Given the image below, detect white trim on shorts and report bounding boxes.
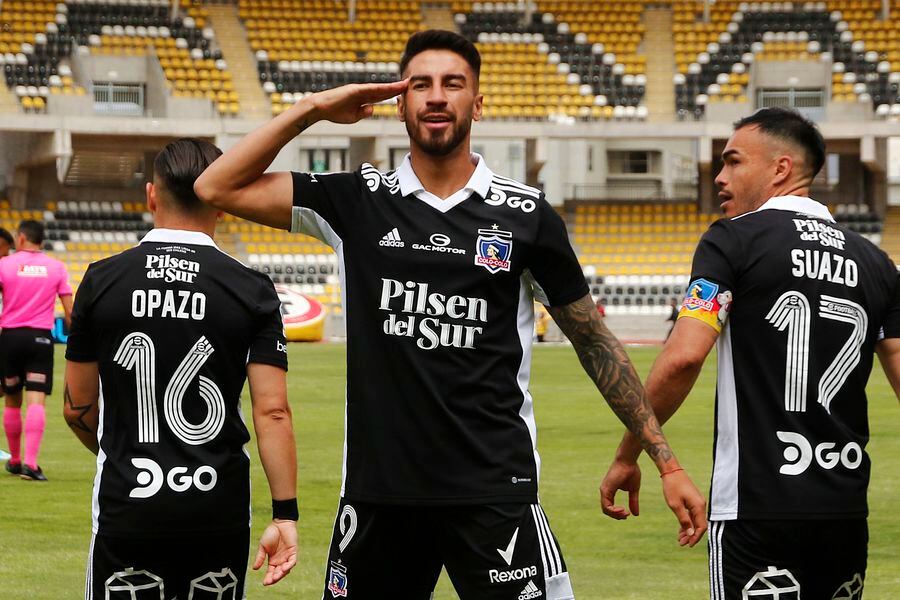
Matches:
[708,521,726,600]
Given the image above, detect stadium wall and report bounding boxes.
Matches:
[3,117,900,209]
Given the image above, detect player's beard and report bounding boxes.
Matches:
[406,110,472,157]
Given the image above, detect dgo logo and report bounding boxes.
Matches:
[129,457,218,498]
[776,431,863,475]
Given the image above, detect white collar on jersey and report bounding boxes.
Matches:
[140,228,220,248]
[752,195,835,222]
[396,152,494,213]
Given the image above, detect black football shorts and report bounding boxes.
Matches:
[0,328,54,394]
[321,500,575,600]
[708,519,867,600]
[85,530,249,600]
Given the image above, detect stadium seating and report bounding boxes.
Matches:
[250,0,648,120]
[455,1,647,120]
[832,202,884,244]
[244,0,415,117]
[570,201,717,312]
[673,1,900,120]
[0,1,86,111]
[0,0,236,116]
[571,201,717,276]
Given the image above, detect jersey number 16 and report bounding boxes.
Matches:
[113,332,226,445]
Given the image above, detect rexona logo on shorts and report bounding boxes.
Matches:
[489,565,538,584]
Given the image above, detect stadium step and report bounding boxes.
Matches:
[421,2,456,31]
[642,7,676,122]
[205,4,271,121]
[0,83,20,114]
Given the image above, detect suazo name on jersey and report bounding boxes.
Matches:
[380,278,487,350]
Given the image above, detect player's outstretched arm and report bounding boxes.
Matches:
[63,361,100,454]
[600,317,716,535]
[194,80,408,230]
[248,362,298,585]
[876,338,900,399]
[548,294,707,546]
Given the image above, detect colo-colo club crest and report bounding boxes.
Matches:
[475,227,513,273]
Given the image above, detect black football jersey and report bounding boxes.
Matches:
[290,155,588,504]
[677,196,900,520]
[66,229,287,537]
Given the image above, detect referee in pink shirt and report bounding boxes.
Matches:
[1,220,73,481]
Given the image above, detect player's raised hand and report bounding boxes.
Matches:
[305,80,409,124]
[253,519,298,586]
[600,458,642,519]
[660,469,707,547]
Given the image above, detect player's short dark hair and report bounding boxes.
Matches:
[734,107,826,179]
[17,220,44,245]
[400,29,481,81]
[0,227,13,247]
[153,138,222,212]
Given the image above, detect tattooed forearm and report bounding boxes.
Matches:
[548,295,674,463]
[64,384,93,433]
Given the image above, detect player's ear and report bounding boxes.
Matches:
[396,92,406,121]
[146,182,157,214]
[473,89,483,122]
[773,154,792,186]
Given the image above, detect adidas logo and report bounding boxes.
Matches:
[518,580,542,600]
[379,227,405,248]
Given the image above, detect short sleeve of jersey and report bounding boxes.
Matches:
[678,219,739,332]
[247,276,288,371]
[290,170,360,245]
[65,266,96,362]
[527,197,589,307]
[880,267,900,339]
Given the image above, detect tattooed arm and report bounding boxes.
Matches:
[613,316,718,463]
[549,294,708,546]
[194,80,408,230]
[548,294,675,468]
[63,361,100,454]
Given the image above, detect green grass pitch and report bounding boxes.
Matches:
[0,343,897,598]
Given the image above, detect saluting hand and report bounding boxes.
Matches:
[302,79,409,125]
[253,519,298,586]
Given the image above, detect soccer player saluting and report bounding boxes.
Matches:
[1,220,73,481]
[196,30,706,599]
[64,139,298,598]
[601,107,900,599]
